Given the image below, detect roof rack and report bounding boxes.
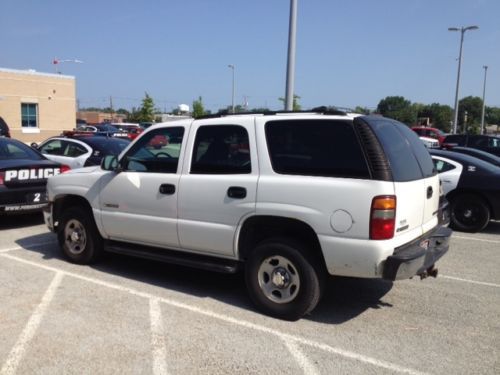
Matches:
[196,106,347,120]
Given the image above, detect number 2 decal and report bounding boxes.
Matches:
[33,193,41,202]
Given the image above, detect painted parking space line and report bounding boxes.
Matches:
[150,298,169,375]
[0,241,57,254]
[1,272,63,375]
[441,275,500,288]
[282,339,319,375]
[452,235,500,244]
[0,253,428,375]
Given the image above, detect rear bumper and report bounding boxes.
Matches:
[383,226,452,281]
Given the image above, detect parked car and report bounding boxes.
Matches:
[33,135,129,169]
[412,127,447,146]
[0,137,69,214]
[44,112,451,320]
[419,136,440,149]
[0,116,11,138]
[442,134,500,157]
[430,149,500,232]
[449,147,500,167]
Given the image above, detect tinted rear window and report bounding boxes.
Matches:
[84,138,129,155]
[265,119,370,179]
[368,119,435,181]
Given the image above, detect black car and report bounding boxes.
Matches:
[34,135,129,169]
[442,134,500,157]
[0,116,11,138]
[450,146,500,167]
[0,138,69,214]
[430,149,500,232]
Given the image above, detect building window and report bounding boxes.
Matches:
[21,103,38,128]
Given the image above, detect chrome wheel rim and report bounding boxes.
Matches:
[64,219,87,255]
[257,255,300,304]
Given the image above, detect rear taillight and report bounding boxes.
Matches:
[60,165,71,173]
[0,172,4,186]
[370,195,396,240]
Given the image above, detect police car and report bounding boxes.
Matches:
[430,149,500,232]
[0,138,69,214]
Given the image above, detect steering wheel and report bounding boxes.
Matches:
[156,152,172,158]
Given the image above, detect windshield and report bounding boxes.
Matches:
[0,138,44,160]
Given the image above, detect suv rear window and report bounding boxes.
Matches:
[265,119,370,179]
[366,118,435,181]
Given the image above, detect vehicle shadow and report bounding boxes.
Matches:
[0,213,44,230]
[16,233,393,324]
[480,221,500,235]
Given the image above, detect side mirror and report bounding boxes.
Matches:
[30,142,39,149]
[101,155,120,171]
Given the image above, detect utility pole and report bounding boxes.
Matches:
[285,0,298,111]
[480,65,488,134]
[109,96,114,122]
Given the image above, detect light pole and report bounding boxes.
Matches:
[228,64,235,113]
[448,25,478,134]
[285,0,298,111]
[480,65,488,134]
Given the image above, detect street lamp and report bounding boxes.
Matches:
[480,65,488,134]
[228,64,235,113]
[448,25,479,134]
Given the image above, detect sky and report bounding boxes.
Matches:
[1,0,498,113]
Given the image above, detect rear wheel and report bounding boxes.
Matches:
[58,206,103,264]
[245,238,324,321]
[450,194,490,233]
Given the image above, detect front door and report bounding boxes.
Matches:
[99,126,187,248]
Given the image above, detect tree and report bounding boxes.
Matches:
[376,96,416,125]
[458,96,483,134]
[278,95,301,111]
[485,106,500,126]
[139,92,155,123]
[192,96,206,118]
[353,106,371,115]
[416,103,453,132]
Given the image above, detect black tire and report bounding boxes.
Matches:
[450,194,490,233]
[57,206,103,264]
[245,238,324,321]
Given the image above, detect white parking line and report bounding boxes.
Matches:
[282,339,319,375]
[0,253,427,375]
[1,272,63,375]
[441,275,500,288]
[452,235,500,244]
[0,241,57,253]
[150,298,169,375]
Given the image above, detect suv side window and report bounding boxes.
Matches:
[191,125,251,174]
[121,127,184,173]
[265,119,370,179]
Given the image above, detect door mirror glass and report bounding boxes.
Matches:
[101,155,119,171]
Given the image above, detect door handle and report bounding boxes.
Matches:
[426,186,433,199]
[227,186,247,199]
[159,184,176,195]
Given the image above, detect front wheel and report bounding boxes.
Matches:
[245,239,324,321]
[58,206,103,264]
[450,194,490,233]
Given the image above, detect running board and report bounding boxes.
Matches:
[104,241,240,274]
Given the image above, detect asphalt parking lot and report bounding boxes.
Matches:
[0,214,499,375]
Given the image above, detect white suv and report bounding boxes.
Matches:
[44,111,451,320]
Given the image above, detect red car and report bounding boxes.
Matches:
[411,127,447,146]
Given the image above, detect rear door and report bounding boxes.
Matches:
[359,117,439,240]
